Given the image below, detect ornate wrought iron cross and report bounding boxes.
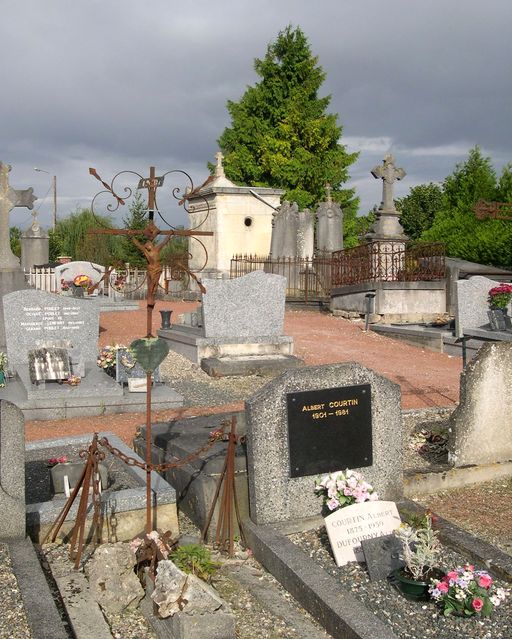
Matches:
[88,165,213,533]
[88,165,212,335]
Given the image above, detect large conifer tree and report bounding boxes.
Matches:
[217,26,358,218]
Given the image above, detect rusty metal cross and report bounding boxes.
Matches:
[88,165,213,535]
[88,165,212,336]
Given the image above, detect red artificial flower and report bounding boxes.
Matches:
[472,598,484,612]
[479,574,493,589]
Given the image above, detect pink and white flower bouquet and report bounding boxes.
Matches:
[314,469,379,512]
[429,564,508,617]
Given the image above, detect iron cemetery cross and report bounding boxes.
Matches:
[371,154,406,213]
[89,166,213,336]
[89,166,213,533]
[0,161,37,268]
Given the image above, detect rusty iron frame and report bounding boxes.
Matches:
[474,199,512,221]
[47,420,230,567]
[230,254,334,303]
[331,241,446,287]
[201,416,246,557]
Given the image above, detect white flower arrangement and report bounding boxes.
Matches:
[314,469,379,512]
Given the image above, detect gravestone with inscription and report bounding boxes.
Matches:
[246,362,403,525]
[54,260,105,293]
[1,289,118,400]
[324,501,401,567]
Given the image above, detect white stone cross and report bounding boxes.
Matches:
[0,161,37,268]
[214,151,225,178]
[371,154,406,212]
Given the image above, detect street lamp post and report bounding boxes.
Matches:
[34,167,57,230]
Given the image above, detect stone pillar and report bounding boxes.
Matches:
[280,202,300,258]
[21,213,49,269]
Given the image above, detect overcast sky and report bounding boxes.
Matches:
[2,0,511,230]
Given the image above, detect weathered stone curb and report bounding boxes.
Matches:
[7,537,70,639]
[243,518,398,639]
[399,499,512,583]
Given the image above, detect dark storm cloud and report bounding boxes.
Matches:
[1,0,511,226]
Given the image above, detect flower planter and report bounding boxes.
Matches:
[0,370,5,388]
[50,461,108,496]
[390,568,443,602]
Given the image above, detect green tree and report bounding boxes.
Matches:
[216,25,359,231]
[9,226,21,258]
[119,193,148,266]
[49,208,121,264]
[496,163,512,201]
[395,183,444,240]
[442,146,497,209]
[422,147,512,267]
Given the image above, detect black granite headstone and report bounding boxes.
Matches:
[287,384,372,478]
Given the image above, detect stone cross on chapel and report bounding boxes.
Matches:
[0,161,37,268]
[214,151,225,178]
[371,154,406,213]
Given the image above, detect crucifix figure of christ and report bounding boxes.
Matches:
[0,161,37,268]
[371,154,406,213]
[89,166,213,337]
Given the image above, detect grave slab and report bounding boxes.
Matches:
[4,288,100,367]
[324,501,401,566]
[361,534,404,582]
[448,341,512,466]
[202,270,286,338]
[54,260,105,292]
[455,274,512,338]
[159,271,302,375]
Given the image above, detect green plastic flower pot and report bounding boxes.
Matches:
[390,568,442,602]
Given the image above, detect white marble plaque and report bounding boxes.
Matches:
[324,500,401,566]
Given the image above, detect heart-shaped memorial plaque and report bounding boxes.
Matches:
[129,337,169,372]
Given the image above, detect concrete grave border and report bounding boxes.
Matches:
[243,498,512,639]
[26,432,177,543]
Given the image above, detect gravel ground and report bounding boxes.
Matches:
[38,512,331,639]
[159,349,275,407]
[0,544,31,639]
[290,527,512,639]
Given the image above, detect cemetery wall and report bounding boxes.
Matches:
[331,281,446,320]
